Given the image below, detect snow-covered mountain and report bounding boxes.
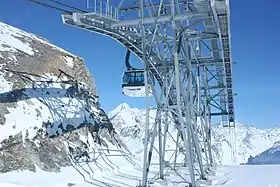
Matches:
[247,140,280,165]
[0,21,126,173]
[212,123,280,165]
[109,103,280,165]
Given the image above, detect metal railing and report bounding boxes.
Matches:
[87,0,118,20]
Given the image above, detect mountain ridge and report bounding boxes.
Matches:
[109,102,280,165]
[247,140,280,164]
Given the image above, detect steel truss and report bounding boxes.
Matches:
[62,0,236,186]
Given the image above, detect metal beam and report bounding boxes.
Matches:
[110,13,210,28]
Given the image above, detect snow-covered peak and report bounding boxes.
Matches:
[108,103,132,117]
[108,102,144,123]
[118,102,130,109]
[108,103,159,133]
[108,103,142,132]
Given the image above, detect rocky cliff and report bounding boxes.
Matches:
[0,21,126,173]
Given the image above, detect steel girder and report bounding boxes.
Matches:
[62,0,236,186]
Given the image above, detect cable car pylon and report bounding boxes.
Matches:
[61,0,236,186]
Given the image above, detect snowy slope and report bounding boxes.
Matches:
[211,165,280,187]
[0,21,125,174]
[109,103,280,165]
[247,140,280,165]
[0,21,97,141]
[212,123,280,165]
[1,162,280,187]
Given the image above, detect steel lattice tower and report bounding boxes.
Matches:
[61,0,236,186]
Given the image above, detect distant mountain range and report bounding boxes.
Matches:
[109,103,280,165]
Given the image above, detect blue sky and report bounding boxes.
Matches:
[0,0,279,128]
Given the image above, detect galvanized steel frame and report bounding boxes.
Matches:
[61,0,236,186]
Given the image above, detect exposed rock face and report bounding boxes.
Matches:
[0,21,95,126]
[0,131,70,173]
[0,21,125,173]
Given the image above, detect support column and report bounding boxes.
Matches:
[140,0,151,185]
[171,0,196,185]
[158,110,164,179]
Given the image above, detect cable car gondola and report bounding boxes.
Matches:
[121,50,154,97]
